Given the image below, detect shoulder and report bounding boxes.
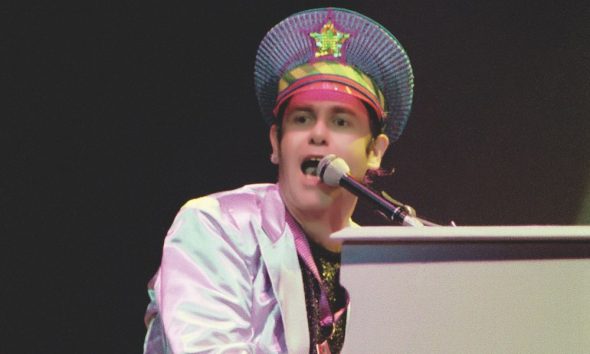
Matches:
[181,184,277,225]
[163,184,281,270]
[183,183,277,209]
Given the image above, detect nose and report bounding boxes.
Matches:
[309,119,328,146]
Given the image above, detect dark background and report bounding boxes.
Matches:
[4,1,589,353]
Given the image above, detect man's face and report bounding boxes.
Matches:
[269,90,389,215]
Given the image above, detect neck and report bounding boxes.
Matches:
[287,195,357,253]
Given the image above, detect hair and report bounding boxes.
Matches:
[362,102,392,183]
[364,102,385,139]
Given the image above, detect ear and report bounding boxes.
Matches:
[269,124,280,165]
[367,133,389,169]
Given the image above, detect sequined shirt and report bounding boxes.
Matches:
[298,239,348,353]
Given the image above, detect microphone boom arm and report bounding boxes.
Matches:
[318,154,425,227]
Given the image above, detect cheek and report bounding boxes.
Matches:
[347,136,372,157]
[276,134,300,165]
[343,136,373,174]
[279,130,305,151]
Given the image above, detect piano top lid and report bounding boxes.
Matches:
[331,225,590,242]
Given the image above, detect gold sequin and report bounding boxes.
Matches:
[299,239,347,353]
[310,21,350,58]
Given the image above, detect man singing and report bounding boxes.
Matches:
[144,7,414,353]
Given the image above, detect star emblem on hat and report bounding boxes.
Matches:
[310,20,350,58]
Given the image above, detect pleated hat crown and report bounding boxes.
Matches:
[254,7,414,142]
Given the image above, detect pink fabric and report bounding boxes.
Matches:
[273,77,385,120]
[143,184,309,354]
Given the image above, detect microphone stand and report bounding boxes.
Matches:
[339,176,425,226]
[380,191,443,226]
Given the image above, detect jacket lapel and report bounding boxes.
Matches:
[256,186,309,353]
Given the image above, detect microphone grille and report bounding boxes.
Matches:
[318,155,350,186]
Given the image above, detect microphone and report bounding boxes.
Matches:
[317,155,424,227]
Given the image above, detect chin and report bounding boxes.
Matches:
[295,187,339,211]
[279,165,343,214]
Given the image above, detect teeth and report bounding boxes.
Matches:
[304,166,317,176]
[301,158,321,176]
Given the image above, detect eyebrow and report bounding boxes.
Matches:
[331,106,358,115]
[286,106,313,113]
[286,104,359,117]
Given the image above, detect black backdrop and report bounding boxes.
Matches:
[4,1,589,353]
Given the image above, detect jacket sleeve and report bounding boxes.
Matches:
[156,199,259,353]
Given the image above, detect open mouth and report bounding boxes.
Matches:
[300,157,321,176]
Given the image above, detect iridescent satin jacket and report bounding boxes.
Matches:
[144,184,313,353]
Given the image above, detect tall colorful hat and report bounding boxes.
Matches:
[254,7,414,142]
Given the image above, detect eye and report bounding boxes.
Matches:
[333,116,351,127]
[294,115,309,124]
[287,112,313,126]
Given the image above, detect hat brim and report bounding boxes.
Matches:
[254,7,414,142]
